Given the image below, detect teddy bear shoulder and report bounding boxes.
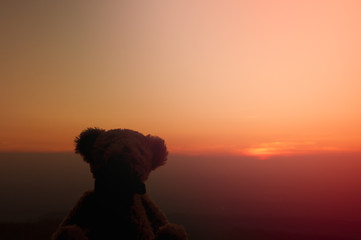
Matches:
[60,190,96,227]
[138,194,168,229]
[62,191,168,228]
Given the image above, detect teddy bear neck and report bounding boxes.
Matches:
[94,178,145,206]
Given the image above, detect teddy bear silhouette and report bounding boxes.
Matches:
[52,128,188,240]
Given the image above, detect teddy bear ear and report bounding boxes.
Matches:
[74,127,105,163]
[146,135,168,170]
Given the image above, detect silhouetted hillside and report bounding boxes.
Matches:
[1,152,361,239]
[0,218,60,240]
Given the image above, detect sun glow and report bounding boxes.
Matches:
[242,141,343,159]
[245,147,279,160]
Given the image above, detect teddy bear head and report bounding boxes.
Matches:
[74,128,168,195]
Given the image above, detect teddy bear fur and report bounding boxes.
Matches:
[52,128,187,240]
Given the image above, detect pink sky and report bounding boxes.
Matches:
[1,1,361,158]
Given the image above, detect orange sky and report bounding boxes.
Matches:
[1,1,361,158]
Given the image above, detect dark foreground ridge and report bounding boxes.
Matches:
[2,152,361,239]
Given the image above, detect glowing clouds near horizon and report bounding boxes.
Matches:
[242,141,343,159]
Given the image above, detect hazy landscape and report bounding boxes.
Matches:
[1,152,361,239]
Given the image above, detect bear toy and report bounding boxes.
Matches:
[52,128,188,240]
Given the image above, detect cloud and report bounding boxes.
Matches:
[168,141,343,158]
[241,141,339,159]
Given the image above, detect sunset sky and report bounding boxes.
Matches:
[2,0,361,158]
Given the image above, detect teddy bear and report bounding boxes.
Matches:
[52,127,188,240]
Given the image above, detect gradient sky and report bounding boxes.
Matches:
[2,1,361,157]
